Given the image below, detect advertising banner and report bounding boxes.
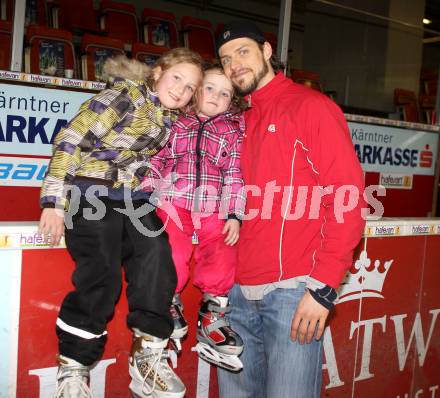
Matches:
[349,122,438,176]
[0,83,93,156]
[326,237,440,397]
[0,221,439,397]
[379,173,413,190]
[0,156,49,187]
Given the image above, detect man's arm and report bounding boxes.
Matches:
[291,95,365,343]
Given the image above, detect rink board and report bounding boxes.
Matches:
[1,220,440,397]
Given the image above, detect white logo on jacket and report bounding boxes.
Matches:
[267,124,276,133]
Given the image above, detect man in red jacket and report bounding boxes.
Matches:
[216,21,366,397]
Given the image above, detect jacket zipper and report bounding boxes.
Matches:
[194,114,219,211]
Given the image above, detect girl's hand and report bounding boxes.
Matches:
[222,219,240,246]
[38,208,65,246]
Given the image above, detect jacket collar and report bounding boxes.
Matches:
[247,72,287,106]
[184,110,239,125]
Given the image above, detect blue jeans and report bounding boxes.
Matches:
[218,283,323,398]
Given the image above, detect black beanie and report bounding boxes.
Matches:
[216,21,266,54]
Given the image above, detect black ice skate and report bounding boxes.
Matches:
[193,294,243,372]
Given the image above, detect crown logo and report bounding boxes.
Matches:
[336,250,393,304]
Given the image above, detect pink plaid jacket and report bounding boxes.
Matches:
[147,111,246,218]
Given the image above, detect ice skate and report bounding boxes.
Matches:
[169,294,188,352]
[194,294,244,372]
[54,354,92,398]
[129,330,186,398]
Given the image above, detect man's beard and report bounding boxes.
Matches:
[232,59,269,96]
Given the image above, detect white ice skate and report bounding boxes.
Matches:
[129,330,186,398]
[193,294,244,372]
[54,354,93,398]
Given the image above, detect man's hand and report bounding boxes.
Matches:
[222,219,240,245]
[38,208,65,246]
[290,289,330,344]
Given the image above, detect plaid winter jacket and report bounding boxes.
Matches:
[147,111,246,218]
[40,77,178,208]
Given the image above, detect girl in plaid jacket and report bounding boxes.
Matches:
[148,66,246,371]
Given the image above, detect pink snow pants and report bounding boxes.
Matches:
[156,207,237,296]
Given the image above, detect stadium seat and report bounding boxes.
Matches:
[4,0,46,25]
[24,0,46,26]
[3,0,14,21]
[81,33,125,81]
[419,94,436,124]
[131,42,167,67]
[292,69,322,92]
[418,69,437,124]
[181,16,215,61]
[420,69,438,96]
[24,24,75,77]
[0,20,12,70]
[394,88,420,123]
[50,0,99,33]
[141,7,178,49]
[99,0,139,46]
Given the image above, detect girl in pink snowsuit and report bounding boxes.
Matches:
[148,66,246,370]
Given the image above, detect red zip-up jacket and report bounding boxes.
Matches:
[237,73,365,289]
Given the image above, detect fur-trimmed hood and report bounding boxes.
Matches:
[103,55,151,82]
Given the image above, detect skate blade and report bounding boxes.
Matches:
[192,342,243,372]
[170,326,188,340]
[170,338,182,353]
[130,379,186,398]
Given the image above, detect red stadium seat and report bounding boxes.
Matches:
[0,20,12,70]
[4,0,14,21]
[5,0,45,25]
[81,33,125,81]
[419,94,436,124]
[99,0,139,45]
[131,42,167,66]
[141,8,178,49]
[25,25,75,77]
[394,88,420,123]
[420,69,438,96]
[50,0,99,33]
[25,0,46,26]
[181,16,215,61]
[292,69,322,92]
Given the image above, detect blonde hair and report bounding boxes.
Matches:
[146,47,204,88]
[103,48,204,88]
[193,66,247,114]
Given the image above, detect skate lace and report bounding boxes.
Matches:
[140,348,174,394]
[54,373,93,398]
